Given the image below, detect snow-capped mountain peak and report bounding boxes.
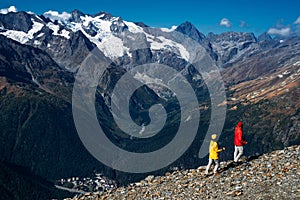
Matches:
[0,7,278,68]
[0,8,195,61]
[0,7,199,62]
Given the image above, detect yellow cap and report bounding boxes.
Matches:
[211,134,217,140]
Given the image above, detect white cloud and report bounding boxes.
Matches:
[294,16,300,24]
[220,18,232,28]
[267,27,291,36]
[43,10,72,23]
[0,6,17,14]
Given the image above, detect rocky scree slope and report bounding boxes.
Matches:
[70,145,300,200]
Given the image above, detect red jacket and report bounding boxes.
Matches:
[234,122,247,146]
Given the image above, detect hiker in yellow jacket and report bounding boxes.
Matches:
[205,134,225,174]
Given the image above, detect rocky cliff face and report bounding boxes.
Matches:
[207,32,258,66]
[0,11,33,32]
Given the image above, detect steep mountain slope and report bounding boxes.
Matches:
[0,35,73,98]
[0,36,118,199]
[72,145,300,199]
[222,37,300,85]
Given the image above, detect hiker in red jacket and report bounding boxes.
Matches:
[234,121,247,162]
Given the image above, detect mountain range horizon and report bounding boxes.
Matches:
[1,5,300,37]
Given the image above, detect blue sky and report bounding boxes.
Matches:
[1,0,300,36]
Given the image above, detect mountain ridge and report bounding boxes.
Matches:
[0,9,278,69]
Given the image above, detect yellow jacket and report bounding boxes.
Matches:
[209,140,222,160]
